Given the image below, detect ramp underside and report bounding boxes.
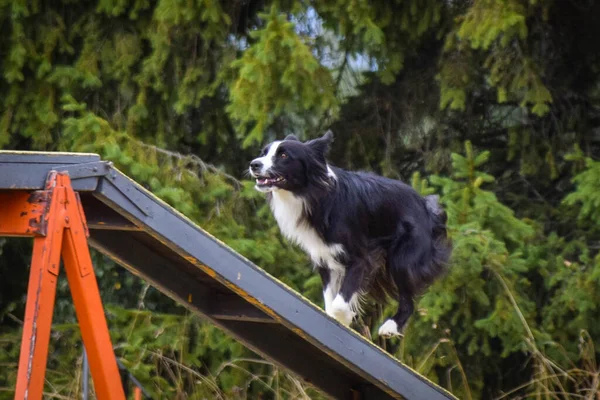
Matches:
[0,151,455,400]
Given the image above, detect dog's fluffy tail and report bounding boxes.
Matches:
[368,195,451,302]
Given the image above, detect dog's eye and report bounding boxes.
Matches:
[279,152,288,159]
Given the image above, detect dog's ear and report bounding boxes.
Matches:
[307,130,334,156]
[284,134,299,141]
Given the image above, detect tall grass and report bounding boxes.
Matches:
[1,269,598,399]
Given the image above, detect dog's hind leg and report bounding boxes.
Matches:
[378,287,414,337]
[378,260,415,337]
[378,235,423,337]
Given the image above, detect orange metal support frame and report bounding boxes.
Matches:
[0,171,125,400]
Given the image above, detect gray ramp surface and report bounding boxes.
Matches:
[0,151,456,400]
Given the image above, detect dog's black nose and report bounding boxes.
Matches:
[250,160,263,172]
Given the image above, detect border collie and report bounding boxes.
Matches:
[249,131,451,337]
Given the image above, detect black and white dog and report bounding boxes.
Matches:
[249,131,451,336]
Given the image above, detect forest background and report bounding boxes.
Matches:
[1,1,600,399]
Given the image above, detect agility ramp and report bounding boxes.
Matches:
[0,151,455,400]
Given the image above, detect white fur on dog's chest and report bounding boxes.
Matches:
[270,190,344,271]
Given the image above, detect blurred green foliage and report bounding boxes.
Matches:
[1,0,600,399]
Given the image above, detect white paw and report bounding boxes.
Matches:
[378,319,402,338]
[323,287,335,315]
[329,295,355,326]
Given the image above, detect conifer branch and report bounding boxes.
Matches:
[135,141,242,190]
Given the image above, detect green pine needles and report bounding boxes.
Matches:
[1,0,600,399]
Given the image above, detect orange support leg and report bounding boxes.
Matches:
[14,236,62,400]
[13,171,125,400]
[60,175,125,399]
[14,175,66,400]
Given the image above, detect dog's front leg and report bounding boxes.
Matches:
[318,267,343,315]
[329,258,366,326]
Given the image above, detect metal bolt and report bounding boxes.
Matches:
[93,167,98,172]
[65,217,69,223]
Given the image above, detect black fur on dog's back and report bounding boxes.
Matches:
[303,168,451,306]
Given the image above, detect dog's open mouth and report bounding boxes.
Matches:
[256,176,285,187]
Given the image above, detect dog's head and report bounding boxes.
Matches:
[249,131,334,193]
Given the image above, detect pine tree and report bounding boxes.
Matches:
[2,1,600,398]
